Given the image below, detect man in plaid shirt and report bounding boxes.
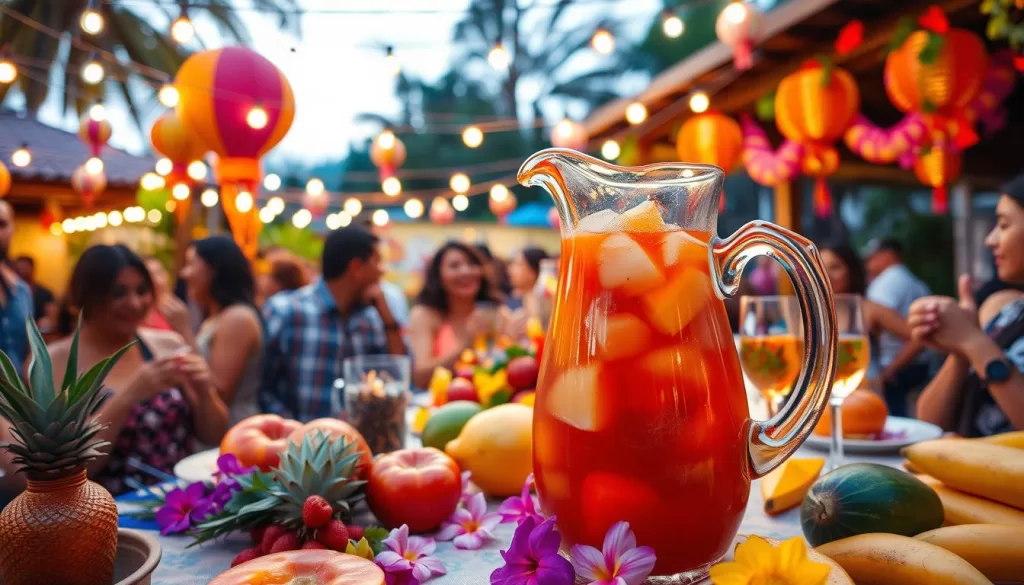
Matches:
[260,227,406,421]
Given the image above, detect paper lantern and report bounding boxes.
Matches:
[0,161,9,198]
[429,196,454,224]
[370,133,407,179]
[39,201,62,232]
[71,165,107,208]
[885,29,987,117]
[914,145,961,215]
[740,114,804,188]
[175,47,295,259]
[78,113,111,157]
[715,1,763,71]
[490,192,517,221]
[550,120,589,151]
[548,206,560,230]
[150,110,209,224]
[775,61,860,216]
[677,111,743,211]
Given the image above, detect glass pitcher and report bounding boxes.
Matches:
[519,149,837,583]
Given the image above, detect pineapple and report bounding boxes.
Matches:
[0,318,133,585]
[193,430,367,545]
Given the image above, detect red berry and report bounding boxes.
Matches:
[260,525,287,553]
[269,532,301,553]
[317,519,350,551]
[302,495,334,529]
[347,526,365,541]
[301,540,326,550]
[250,525,267,545]
[231,547,262,567]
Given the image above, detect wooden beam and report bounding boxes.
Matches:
[774,181,800,295]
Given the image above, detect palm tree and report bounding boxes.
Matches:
[0,0,300,132]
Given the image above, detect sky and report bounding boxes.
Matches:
[25,0,663,165]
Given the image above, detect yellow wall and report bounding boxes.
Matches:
[10,213,70,295]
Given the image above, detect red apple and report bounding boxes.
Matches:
[454,365,476,380]
[445,377,479,403]
[506,356,539,391]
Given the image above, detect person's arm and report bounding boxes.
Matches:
[914,354,970,431]
[408,306,466,388]
[961,334,1024,431]
[174,353,230,444]
[159,295,199,351]
[206,307,262,408]
[371,296,406,356]
[868,301,926,382]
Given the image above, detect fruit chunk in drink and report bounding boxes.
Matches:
[533,206,751,576]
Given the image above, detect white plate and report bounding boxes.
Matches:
[173,448,220,483]
[802,416,943,454]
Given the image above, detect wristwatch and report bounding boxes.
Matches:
[983,358,1013,383]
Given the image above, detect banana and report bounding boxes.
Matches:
[915,524,1024,582]
[902,439,1024,510]
[815,533,992,585]
[977,430,1024,449]
[916,475,1024,527]
[902,459,921,474]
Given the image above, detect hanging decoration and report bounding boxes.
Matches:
[843,114,928,168]
[676,111,743,211]
[370,131,407,180]
[429,196,455,224]
[914,144,961,214]
[70,164,106,208]
[78,111,111,157]
[489,192,517,222]
[550,119,589,151]
[0,161,10,198]
[774,58,860,217]
[175,47,295,259]
[964,50,1018,137]
[715,1,764,71]
[39,201,62,232]
[150,109,208,225]
[739,114,804,188]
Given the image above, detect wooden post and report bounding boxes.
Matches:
[773,181,800,295]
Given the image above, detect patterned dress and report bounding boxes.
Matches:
[94,338,195,494]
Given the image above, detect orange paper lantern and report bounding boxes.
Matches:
[370,134,407,179]
[677,111,743,212]
[913,146,961,215]
[0,161,10,198]
[71,165,107,208]
[885,29,987,117]
[150,110,208,224]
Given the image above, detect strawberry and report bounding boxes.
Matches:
[231,547,262,567]
[269,532,301,553]
[302,495,333,529]
[317,519,350,551]
[301,540,326,550]
[250,525,267,545]
[260,525,287,554]
[347,525,365,541]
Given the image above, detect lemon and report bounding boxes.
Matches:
[445,403,533,497]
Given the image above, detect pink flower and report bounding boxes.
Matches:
[374,553,420,585]
[435,492,501,550]
[490,515,574,585]
[570,522,657,585]
[460,470,474,506]
[498,473,542,525]
[376,524,447,582]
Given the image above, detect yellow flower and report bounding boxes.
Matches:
[428,367,452,406]
[474,369,508,404]
[345,537,375,561]
[710,536,832,585]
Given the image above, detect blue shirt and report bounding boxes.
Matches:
[866,263,931,368]
[0,275,34,375]
[260,280,389,422]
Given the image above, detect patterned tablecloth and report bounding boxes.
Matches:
[116,447,902,585]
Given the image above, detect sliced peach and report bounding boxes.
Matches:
[577,209,622,234]
[596,313,651,361]
[619,200,666,233]
[598,234,666,296]
[642,268,713,335]
[663,230,710,272]
[546,365,610,431]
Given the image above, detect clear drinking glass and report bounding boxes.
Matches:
[341,354,411,455]
[737,296,804,417]
[828,294,871,469]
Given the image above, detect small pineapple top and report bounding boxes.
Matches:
[0,318,133,479]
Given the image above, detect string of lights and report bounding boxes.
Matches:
[107,0,649,16]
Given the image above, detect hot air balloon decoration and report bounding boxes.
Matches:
[71,165,107,208]
[677,111,743,211]
[175,47,295,259]
[79,112,111,158]
[370,131,406,180]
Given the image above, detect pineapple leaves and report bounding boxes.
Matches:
[62,315,83,393]
[69,342,134,406]
[26,318,55,409]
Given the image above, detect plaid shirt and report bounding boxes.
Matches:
[260,279,388,422]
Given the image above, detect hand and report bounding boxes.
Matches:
[466,308,497,340]
[908,274,985,356]
[172,353,215,405]
[159,295,192,336]
[125,357,182,402]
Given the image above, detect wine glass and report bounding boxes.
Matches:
[738,296,804,417]
[828,294,871,469]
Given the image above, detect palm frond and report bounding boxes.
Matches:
[200,0,253,45]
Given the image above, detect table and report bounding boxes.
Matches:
[117,447,902,584]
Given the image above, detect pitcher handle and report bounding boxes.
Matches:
[711,221,837,479]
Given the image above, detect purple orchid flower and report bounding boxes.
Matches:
[570,522,656,585]
[207,479,237,510]
[214,453,256,479]
[375,554,420,585]
[436,492,501,550]
[498,473,542,525]
[459,470,474,506]
[490,515,575,585]
[155,482,213,535]
[376,524,446,582]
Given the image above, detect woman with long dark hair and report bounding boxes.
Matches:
[180,236,264,424]
[0,244,227,496]
[408,241,503,387]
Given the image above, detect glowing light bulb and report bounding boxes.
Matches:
[325,213,341,230]
[62,218,76,233]
[432,196,450,212]
[165,200,177,212]
[385,46,401,76]
[200,189,219,207]
[336,210,353,227]
[382,176,402,197]
[155,157,173,176]
[625,102,648,125]
[260,207,276,224]
[267,196,285,215]
[235,191,254,212]
[404,198,424,218]
[10,145,30,167]
[372,209,389,227]
[591,28,614,55]
[601,139,620,160]
[462,126,484,148]
[148,209,163,223]
[0,59,17,84]
[488,44,510,70]
[140,172,165,190]
[292,209,312,229]
[108,210,123,226]
[89,103,106,121]
[247,106,268,130]
[555,119,575,139]
[171,16,195,44]
[490,184,509,202]
[663,14,684,38]
[85,157,104,175]
[81,59,104,85]
[73,217,87,232]
[158,84,179,107]
[449,172,470,194]
[377,130,396,150]
[452,194,469,211]
[723,1,748,24]
[681,169,696,178]
[344,197,362,216]
[689,91,710,113]
[263,173,282,191]
[187,160,207,181]
[172,183,191,200]
[94,212,108,229]
[80,9,104,35]
[305,177,325,196]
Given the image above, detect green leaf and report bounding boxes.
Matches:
[236,496,281,516]
[504,346,530,359]
[987,12,1010,40]
[815,55,834,88]
[980,0,996,13]
[486,389,511,408]
[918,31,945,65]
[364,526,389,544]
[756,91,776,121]
[921,99,938,114]
[887,16,916,53]
[26,319,55,409]
[62,315,82,392]
[70,342,134,405]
